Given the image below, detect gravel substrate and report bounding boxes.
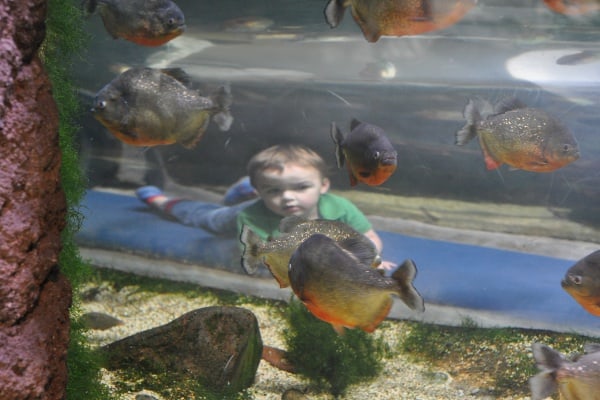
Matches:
[81,280,535,400]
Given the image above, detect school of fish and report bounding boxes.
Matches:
[82,1,599,397]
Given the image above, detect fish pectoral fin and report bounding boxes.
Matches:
[332,324,346,335]
[479,139,502,170]
[348,6,382,42]
[484,154,502,170]
[324,0,346,28]
[180,131,206,149]
[358,22,382,43]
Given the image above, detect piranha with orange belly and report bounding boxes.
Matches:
[288,233,424,334]
[91,67,233,148]
[562,250,600,317]
[455,97,579,172]
[324,0,478,42]
[82,0,186,46]
[331,119,397,187]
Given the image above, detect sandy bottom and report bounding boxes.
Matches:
[82,279,536,400]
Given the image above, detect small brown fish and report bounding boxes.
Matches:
[324,0,477,43]
[289,234,424,334]
[91,67,232,148]
[530,342,600,400]
[82,0,185,46]
[455,97,579,172]
[331,119,397,187]
[543,0,600,16]
[562,250,600,316]
[240,216,380,288]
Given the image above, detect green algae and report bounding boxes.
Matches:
[41,0,114,398]
[400,319,599,397]
[282,299,386,397]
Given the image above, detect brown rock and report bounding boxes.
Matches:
[102,306,263,393]
[0,1,71,398]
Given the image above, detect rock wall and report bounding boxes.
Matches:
[0,0,71,398]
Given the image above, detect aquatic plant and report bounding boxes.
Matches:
[41,0,114,398]
[282,299,386,396]
[400,320,597,397]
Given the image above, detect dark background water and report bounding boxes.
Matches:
[73,0,600,229]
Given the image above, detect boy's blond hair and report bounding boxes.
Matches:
[247,144,329,187]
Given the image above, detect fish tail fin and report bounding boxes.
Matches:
[239,225,264,275]
[211,85,233,131]
[81,0,98,15]
[330,122,345,168]
[324,0,346,28]
[455,98,483,146]
[391,259,425,312]
[529,343,562,400]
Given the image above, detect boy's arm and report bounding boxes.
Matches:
[363,228,383,254]
[364,228,396,272]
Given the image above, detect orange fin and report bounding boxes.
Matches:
[484,152,502,170]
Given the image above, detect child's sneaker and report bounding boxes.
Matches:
[136,186,168,209]
[223,176,257,205]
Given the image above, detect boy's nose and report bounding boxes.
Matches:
[281,189,294,200]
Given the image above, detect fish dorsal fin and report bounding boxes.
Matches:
[337,237,377,266]
[160,68,193,88]
[494,97,527,115]
[279,215,308,233]
[350,118,362,130]
[330,122,346,168]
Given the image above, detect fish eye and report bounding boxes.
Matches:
[563,144,571,152]
[96,100,107,110]
[570,274,583,285]
[373,151,381,160]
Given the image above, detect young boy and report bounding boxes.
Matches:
[137,144,388,266]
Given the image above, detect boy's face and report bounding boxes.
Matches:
[253,163,330,220]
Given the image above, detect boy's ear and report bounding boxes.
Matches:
[320,177,331,194]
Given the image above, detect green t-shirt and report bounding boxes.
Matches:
[236,192,372,241]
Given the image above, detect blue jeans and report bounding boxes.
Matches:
[167,199,258,236]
